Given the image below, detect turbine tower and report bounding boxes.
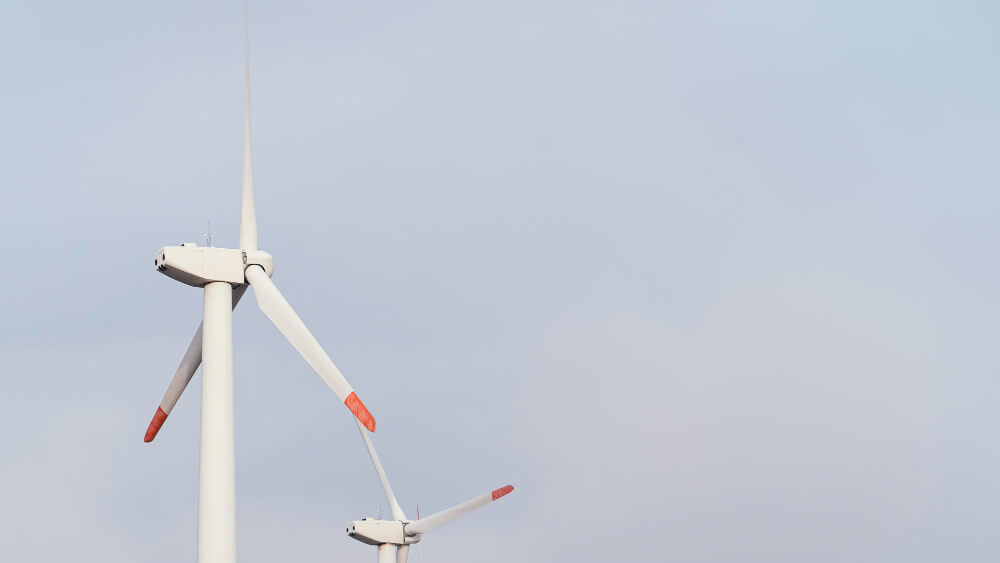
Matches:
[347,420,514,563]
[145,3,376,562]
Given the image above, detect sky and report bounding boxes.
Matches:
[1,1,999,561]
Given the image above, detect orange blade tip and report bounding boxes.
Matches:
[345,392,376,432]
[144,407,168,443]
[492,485,514,501]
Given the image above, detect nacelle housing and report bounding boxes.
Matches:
[346,518,419,546]
[154,243,273,287]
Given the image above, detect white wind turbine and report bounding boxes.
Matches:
[347,420,515,563]
[145,3,376,562]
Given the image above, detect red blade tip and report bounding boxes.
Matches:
[492,485,514,501]
[345,392,376,432]
[144,407,168,443]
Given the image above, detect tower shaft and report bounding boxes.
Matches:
[199,281,236,563]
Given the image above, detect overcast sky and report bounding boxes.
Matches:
[2,1,999,562]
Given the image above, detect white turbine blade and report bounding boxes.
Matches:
[245,265,375,430]
[145,285,248,442]
[238,0,258,251]
[403,485,514,536]
[396,544,410,563]
[355,419,406,521]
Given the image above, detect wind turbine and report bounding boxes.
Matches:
[145,3,375,562]
[347,420,514,563]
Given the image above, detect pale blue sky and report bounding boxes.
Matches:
[1,1,999,562]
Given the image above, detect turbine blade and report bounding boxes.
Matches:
[403,485,513,536]
[245,265,375,431]
[238,0,258,251]
[356,419,406,521]
[396,544,410,563]
[145,285,248,442]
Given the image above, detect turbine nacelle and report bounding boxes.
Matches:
[346,518,421,546]
[154,243,274,287]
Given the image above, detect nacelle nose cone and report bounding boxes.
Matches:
[243,249,274,277]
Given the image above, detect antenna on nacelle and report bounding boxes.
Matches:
[205,221,214,247]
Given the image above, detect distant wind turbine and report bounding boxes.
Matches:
[348,420,514,563]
